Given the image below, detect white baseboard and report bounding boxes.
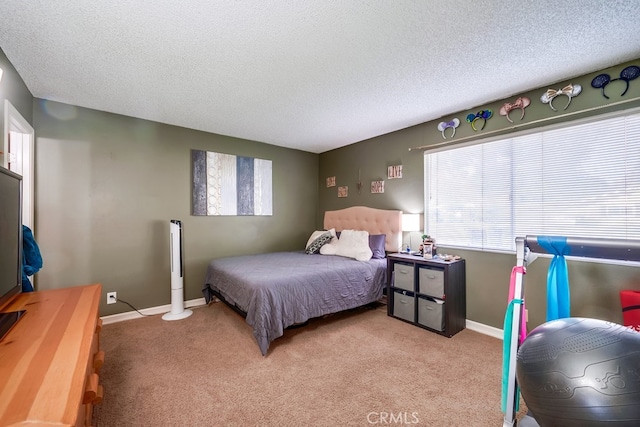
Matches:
[465,319,504,340]
[102,300,506,342]
[101,297,207,325]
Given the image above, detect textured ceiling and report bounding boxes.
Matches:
[1,1,640,153]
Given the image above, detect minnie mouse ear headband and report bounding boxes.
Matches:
[437,118,460,139]
[591,65,640,99]
[540,84,582,111]
[499,97,531,123]
[466,110,492,131]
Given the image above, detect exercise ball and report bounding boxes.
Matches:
[516,317,640,427]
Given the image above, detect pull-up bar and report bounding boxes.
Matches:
[502,235,640,427]
[524,235,640,263]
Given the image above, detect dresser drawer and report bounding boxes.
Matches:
[418,295,444,331]
[0,284,103,427]
[418,266,445,298]
[392,289,415,322]
[393,263,414,291]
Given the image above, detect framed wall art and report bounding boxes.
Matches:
[388,165,402,179]
[192,149,272,216]
[371,180,385,194]
[326,176,336,187]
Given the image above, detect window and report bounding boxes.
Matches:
[425,110,640,252]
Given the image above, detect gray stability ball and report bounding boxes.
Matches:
[516,317,640,427]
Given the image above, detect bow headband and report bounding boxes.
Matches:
[437,118,460,139]
[499,97,531,123]
[591,65,640,99]
[466,109,492,131]
[540,84,582,111]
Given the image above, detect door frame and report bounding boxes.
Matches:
[3,99,35,231]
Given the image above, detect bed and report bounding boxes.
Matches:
[202,206,402,355]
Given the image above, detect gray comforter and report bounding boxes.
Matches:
[202,251,387,355]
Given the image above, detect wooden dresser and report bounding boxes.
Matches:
[0,284,104,427]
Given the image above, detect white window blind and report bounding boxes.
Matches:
[425,111,640,252]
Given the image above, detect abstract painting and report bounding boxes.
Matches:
[192,150,273,216]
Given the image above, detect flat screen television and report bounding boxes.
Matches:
[0,166,24,341]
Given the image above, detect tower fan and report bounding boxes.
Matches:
[162,220,193,321]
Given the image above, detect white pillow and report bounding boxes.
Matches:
[319,229,372,261]
[305,228,336,250]
[318,237,338,255]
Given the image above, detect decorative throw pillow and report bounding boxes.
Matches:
[305,228,336,250]
[305,231,333,254]
[318,235,338,255]
[320,229,372,261]
[369,234,386,259]
[334,231,385,259]
[305,230,325,249]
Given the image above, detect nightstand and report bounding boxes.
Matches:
[386,253,466,337]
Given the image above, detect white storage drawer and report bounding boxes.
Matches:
[418,296,444,331]
[418,267,445,298]
[392,289,415,322]
[393,263,414,291]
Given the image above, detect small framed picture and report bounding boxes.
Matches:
[326,176,336,187]
[388,165,403,179]
[371,180,385,194]
[338,186,348,198]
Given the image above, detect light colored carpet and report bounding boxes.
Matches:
[93,301,524,426]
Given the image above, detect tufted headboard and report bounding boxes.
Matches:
[323,206,402,253]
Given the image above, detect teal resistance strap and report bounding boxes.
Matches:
[501,298,523,413]
[537,236,571,321]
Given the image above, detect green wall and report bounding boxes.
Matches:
[5,44,640,329]
[32,100,319,315]
[319,58,640,331]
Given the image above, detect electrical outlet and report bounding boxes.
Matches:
[107,292,117,305]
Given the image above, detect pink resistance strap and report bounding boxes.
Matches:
[509,266,527,343]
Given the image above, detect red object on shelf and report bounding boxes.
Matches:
[620,290,640,332]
